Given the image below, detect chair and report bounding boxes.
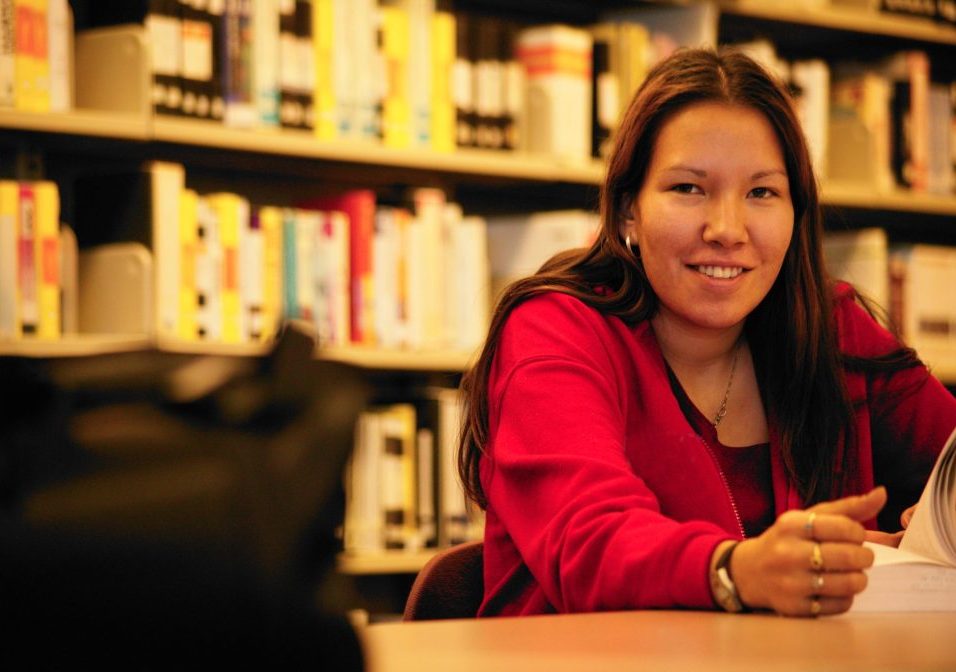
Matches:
[403,541,484,620]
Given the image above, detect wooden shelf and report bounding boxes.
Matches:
[337,549,437,575]
[151,116,605,184]
[822,182,956,216]
[719,0,956,45]
[319,346,476,372]
[0,334,152,358]
[0,108,148,140]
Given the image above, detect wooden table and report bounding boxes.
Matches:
[361,610,956,671]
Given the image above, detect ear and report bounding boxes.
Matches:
[619,198,638,242]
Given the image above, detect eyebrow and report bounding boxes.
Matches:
[663,165,787,180]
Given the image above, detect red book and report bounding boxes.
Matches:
[300,189,376,345]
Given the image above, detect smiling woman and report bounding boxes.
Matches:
[456,48,956,619]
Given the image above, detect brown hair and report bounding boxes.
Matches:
[458,47,915,510]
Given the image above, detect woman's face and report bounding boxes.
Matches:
[624,101,794,336]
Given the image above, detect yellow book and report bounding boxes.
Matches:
[177,188,199,341]
[381,4,411,148]
[0,180,19,337]
[33,180,58,339]
[205,192,244,343]
[258,205,283,343]
[312,0,336,139]
[430,11,456,152]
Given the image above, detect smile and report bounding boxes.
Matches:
[693,265,744,279]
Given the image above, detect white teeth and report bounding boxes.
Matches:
[696,265,743,279]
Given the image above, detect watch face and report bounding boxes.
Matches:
[712,562,744,613]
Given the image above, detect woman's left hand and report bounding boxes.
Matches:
[864,503,917,548]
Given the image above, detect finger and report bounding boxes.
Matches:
[794,512,866,543]
[809,486,887,523]
[864,529,903,547]
[901,505,916,529]
[777,595,853,618]
[804,571,868,598]
[804,541,875,572]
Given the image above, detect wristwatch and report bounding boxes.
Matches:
[710,541,746,613]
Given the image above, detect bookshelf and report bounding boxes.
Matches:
[1,0,954,618]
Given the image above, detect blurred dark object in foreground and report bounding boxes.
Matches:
[0,323,368,668]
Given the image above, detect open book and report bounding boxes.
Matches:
[852,426,956,612]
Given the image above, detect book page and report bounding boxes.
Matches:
[853,543,956,612]
[898,426,956,566]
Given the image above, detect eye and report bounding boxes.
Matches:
[748,186,777,199]
[671,183,702,195]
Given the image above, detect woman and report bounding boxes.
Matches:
[458,48,956,618]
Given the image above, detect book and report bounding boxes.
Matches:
[823,227,890,314]
[0,0,14,107]
[33,179,59,339]
[0,180,18,337]
[852,426,956,612]
[180,0,214,120]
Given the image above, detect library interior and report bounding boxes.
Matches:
[1,0,955,669]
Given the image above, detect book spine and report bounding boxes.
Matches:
[452,10,474,148]
[146,0,182,116]
[252,0,279,127]
[258,205,283,341]
[208,0,226,122]
[311,0,335,138]
[222,0,256,127]
[294,207,317,322]
[0,180,18,337]
[178,188,199,341]
[380,3,411,148]
[149,161,185,340]
[295,0,314,130]
[240,197,262,341]
[16,181,37,335]
[180,0,214,120]
[0,0,14,107]
[206,192,244,343]
[46,0,69,112]
[430,10,455,152]
[194,195,223,341]
[33,179,58,339]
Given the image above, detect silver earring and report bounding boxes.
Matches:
[625,235,635,255]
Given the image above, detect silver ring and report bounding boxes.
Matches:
[805,512,817,540]
[812,572,824,592]
[810,542,824,571]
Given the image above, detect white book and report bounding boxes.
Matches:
[350,0,378,139]
[487,209,599,292]
[822,228,889,314]
[516,24,593,162]
[253,0,280,126]
[372,207,402,349]
[791,59,830,180]
[852,427,956,612]
[0,0,13,107]
[344,411,384,553]
[149,162,186,341]
[405,0,434,147]
[411,188,445,349]
[295,208,319,324]
[890,244,956,373]
[47,0,71,112]
[453,214,490,353]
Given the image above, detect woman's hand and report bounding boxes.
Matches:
[728,486,887,617]
[864,503,917,548]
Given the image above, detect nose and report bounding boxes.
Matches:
[702,195,748,247]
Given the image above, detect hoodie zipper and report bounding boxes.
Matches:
[698,435,746,539]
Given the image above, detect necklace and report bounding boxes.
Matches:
[712,341,741,429]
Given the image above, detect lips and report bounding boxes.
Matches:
[692,264,746,279]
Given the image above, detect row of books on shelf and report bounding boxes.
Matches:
[342,386,483,555]
[741,41,955,195]
[1,158,603,353]
[823,228,956,373]
[870,0,956,24]
[65,2,956,193]
[0,0,71,113]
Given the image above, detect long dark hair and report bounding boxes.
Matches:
[459,47,916,511]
